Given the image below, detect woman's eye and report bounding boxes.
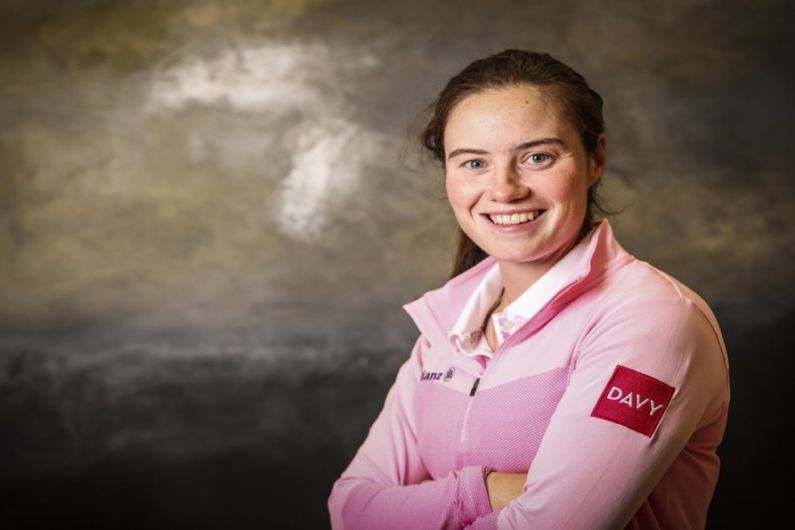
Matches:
[527,153,550,164]
[463,159,486,169]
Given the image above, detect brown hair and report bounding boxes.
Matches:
[419,49,609,277]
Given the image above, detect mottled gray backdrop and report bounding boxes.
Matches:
[1,0,792,528]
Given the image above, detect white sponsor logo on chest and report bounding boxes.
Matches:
[606,386,665,416]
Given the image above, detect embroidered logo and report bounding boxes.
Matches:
[443,367,456,382]
[591,365,675,437]
[420,371,443,381]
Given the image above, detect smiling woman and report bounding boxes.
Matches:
[328,50,730,530]
[443,85,605,300]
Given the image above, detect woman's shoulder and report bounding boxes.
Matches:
[604,258,718,322]
[585,257,728,372]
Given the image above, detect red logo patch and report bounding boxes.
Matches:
[591,365,675,437]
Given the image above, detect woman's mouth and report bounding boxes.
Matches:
[487,210,545,226]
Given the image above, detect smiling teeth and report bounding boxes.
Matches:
[489,211,541,225]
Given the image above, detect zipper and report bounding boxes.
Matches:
[459,387,477,444]
[458,375,484,444]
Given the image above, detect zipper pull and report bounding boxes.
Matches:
[469,377,480,397]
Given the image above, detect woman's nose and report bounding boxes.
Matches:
[489,165,530,202]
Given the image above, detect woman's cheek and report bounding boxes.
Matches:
[547,173,587,205]
[446,177,477,210]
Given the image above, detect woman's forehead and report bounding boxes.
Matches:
[445,85,575,145]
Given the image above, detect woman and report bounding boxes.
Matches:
[328,50,729,529]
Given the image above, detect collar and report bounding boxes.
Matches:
[447,226,599,354]
[447,263,502,354]
[404,220,633,351]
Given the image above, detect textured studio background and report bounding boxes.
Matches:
[1,0,793,528]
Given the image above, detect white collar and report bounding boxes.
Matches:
[448,227,598,352]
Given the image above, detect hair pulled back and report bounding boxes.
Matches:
[420,49,608,277]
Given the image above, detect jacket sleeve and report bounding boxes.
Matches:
[328,336,494,530]
[473,296,729,530]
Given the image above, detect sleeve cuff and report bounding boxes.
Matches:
[456,465,494,525]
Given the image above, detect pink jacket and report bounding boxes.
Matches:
[328,221,730,529]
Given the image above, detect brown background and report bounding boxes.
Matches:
[1,0,793,528]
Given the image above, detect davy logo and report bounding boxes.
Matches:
[605,386,666,416]
[591,365,675,437]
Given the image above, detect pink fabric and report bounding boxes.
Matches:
[328,220,730,530]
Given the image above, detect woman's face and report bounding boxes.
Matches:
[444,84,605,269]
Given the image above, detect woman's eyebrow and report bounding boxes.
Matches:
[447,148,488,160]
[447,138,566,161]
[516,137,566,150]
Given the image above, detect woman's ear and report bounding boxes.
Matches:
[588,133,607,186]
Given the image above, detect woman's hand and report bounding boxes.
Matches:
[486,471,526,511]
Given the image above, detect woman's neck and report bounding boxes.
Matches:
[496,260,551,308]
[496,237,580,306]
[494,221,596,307]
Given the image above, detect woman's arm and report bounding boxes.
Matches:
[328,337,493,530]
[469,297,729,529]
